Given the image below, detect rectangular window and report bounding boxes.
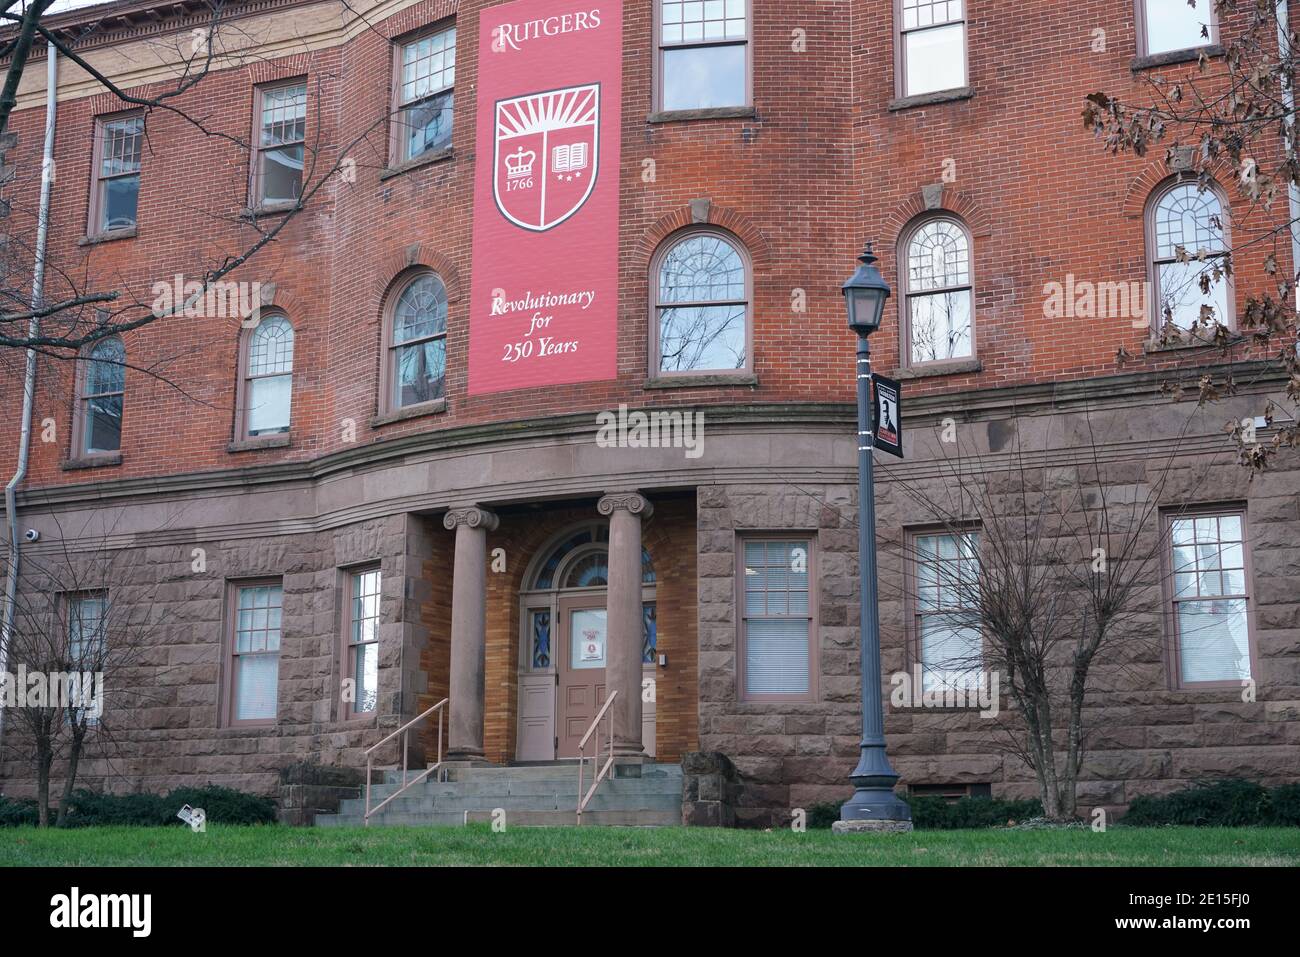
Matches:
[228,582,282,723]
[899,0,967,98]
[346,568,381,715]
[1167,510,1253,686]
[739,537,815,699]
[1141,0,1214,57]
[911,530,982,692]
[91,113,143,234]
[253,81,306,206]
[395,26,456,164]
[658,0,748,112]
[67,593,107,726]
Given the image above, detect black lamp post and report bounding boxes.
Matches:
[836,242,912,831]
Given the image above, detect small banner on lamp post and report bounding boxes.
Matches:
[872,374,903,458]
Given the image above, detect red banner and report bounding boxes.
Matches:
[468,0,622,395]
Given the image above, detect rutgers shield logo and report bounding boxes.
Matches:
[494,83,599,232]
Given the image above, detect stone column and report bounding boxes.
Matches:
[598,492,652,760]
[442,506,498,763]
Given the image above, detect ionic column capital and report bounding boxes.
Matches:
[597,492,653,519]
[443,506,500,532]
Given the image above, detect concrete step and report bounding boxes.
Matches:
[319,808,681,828]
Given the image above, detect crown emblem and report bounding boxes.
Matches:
[505,147,535,179]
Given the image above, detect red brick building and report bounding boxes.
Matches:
[1,0,1297,825]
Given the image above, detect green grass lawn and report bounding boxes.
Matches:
[3,824,1298,866]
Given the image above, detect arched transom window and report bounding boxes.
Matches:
[1149,181,1231,331]
[903,217,973,365]
[654,230,749,375]
[79,337,125,455]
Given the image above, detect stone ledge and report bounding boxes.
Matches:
[889,86,975,112]
[648,106,757,124]
[1132,44,1224,71]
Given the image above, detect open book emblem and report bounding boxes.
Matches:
[493,83,599,232]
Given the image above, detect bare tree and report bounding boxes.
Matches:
[1083,0,1300,470]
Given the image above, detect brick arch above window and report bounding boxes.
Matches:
[242,281,301,321]
[634,203,772,276]
[883,186,992,246]
[370,243,464,310]
[244,53,313,87]
[378,0,459,39]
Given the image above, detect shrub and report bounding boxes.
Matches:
[0,796,39,827]
[2,786,277,827]
[805,795,1042,829]
[1122,779,1300,827]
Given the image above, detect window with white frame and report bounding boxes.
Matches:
[229,583,282,723]
[67,593,107,726]
[243,314,294,437]
[78,337,125,455]
[254,81,306,206]
[92,114,143,233]
[395,26,456,163]
[1149,181,1231,332]
[899,0,967,97]
[347,568,381,715]
[1141,0,1215,57]
[903,217,974,364]
[1168,511,1253,685]
[658,0,748,111]
[740,538,814,699]
[654,230,749,374]
[912,531,982,692]
[388,271,448,409]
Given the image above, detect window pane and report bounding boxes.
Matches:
[1157,258,1230,329]
[401,90,454,161]
[662,45,746,110]
[1178,599,1250,683]
[659,234,746,303]
[909,289,973,362]
[530,609,552,669]
[100,174,139,231]
[100,116,143,176]
[1145,0,1210,55]
[259,145,303,203]
[920,614,982,691]
[401,28,457,104]
[907,219,970,292]
[571,608,607,670]
[353,642,379,714]
[904,23,966,96]
[260,83,306,146]
[658,305,746,371]
[69,596,107,666]
[248,374,291,435]
[1154,184,1226,259]
[745,618,809,695]
[396,339,447,406]
[394,274,449,342]
[87,339,126,394]
[86,395,123,453]
[642,602,657,664]
[235,653,279,721]
[249,316,294,375]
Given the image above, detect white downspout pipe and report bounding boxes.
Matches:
[0,41,57,746]
[1278,1,1300,301]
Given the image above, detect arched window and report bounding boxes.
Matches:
[239,313,294,438]
[76,337,125,456]
[902,216,974,366]
[652,229,749,375]
[1148,180,1231,332]
[385,271,448,412]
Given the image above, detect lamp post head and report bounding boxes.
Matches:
[842,242,891,336]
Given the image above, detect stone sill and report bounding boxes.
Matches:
[889,86,975,112]
[380,146,455,181]
[228,434,292,453]
[61,452,122,471]
[893,358,982,380]
[1131,44,1224,71]
[648,106,756,124]
[643,373,758,389]
[241,200,299,219]
[371,398,447,427]
[1142,333,1238,354]
[78,227,137,246]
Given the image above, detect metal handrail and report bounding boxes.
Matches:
[364,698,447,826]
[576,689,618,825]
